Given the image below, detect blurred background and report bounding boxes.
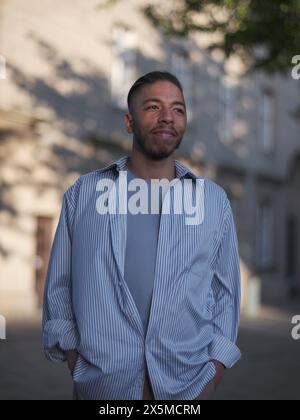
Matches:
[0,0,299,400]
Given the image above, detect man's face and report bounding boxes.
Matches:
[125,80,187,160]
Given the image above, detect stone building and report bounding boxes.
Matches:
[0,0,299,318]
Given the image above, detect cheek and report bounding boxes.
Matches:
[177,119,187,133]
[142,118,158,133]
[134,113,155,130]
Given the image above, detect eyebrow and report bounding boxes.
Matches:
[142,98,186,108]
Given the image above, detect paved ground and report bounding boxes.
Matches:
[213,304,300,400]
[0,301,299,400]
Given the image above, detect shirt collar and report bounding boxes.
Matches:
[98,155,199,180]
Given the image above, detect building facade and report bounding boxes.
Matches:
[0,0,299,318]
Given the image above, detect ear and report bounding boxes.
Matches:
[124,112,134,134]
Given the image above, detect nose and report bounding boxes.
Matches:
[158,107,173,124]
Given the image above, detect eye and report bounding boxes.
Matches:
[174,108,185,114]
[145,105,159,110]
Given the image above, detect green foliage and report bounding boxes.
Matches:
[143,0,300,74]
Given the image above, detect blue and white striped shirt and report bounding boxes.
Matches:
[42,155,241,400]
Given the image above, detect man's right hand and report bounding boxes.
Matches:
[65,350,78,375]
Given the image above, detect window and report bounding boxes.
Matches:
[286,216,297,278]
[219,76,237,143]
[256,201,274,268]
[171,50,193,119]
[259,90,275,154]
[111,26,137,109]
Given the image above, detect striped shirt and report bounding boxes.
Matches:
[42,155,241,400]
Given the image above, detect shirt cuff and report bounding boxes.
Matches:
[43,319,79,362]
[208,333,241,368]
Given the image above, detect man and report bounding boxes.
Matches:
[42,71,241,400]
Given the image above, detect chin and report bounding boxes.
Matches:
[148,149,175,160]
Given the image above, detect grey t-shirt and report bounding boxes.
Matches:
[123,170,163,336]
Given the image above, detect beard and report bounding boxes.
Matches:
[133,130,183,161]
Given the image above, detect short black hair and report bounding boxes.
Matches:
[127,71,183,111]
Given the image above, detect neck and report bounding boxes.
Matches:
[127,149,176,181]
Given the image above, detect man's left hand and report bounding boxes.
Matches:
[212,360,226,388]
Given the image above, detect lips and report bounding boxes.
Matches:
[153,129,176,138]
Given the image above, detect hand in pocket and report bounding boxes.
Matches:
[66,350,79,375]
[194,379,215,400]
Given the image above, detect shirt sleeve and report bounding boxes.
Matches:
[208,195,242,369]
[42,182,80,362]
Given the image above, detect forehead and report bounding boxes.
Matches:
[134,80,184,104]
